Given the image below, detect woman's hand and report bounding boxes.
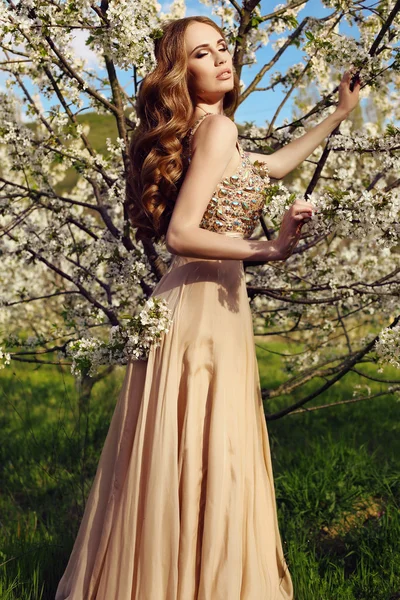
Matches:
[335,70,361,119]
[276,198,315,260]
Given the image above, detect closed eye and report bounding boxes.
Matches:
[196,46,229,58]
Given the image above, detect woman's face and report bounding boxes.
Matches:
[185,22,234,102]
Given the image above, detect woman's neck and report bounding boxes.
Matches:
[194,104,224,116]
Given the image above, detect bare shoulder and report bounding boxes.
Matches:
[191,114,238,154]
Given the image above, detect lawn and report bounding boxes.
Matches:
[0,345,399,599]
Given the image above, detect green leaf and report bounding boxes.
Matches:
[284,15,299,28]
[250,15,263,28]
[385,123,400,136]
[150,28,164,40]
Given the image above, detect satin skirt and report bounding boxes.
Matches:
[55,236,294,600]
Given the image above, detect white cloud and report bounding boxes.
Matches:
[70,29,105,71]
[71,29,104,70]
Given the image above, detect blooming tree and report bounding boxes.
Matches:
[0,0,399,418]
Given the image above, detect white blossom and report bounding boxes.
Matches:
[375,324,400,369]
[66,296,173,379]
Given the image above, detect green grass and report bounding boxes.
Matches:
[0,348,399,599]
[256,339,400,599]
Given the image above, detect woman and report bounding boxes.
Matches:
[56,15,360,600]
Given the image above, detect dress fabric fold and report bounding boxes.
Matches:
[55,252,293,600]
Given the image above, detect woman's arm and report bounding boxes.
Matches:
[166,115,313,262]
[247,71,361,180]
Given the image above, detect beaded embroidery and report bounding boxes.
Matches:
[183,113,270,238]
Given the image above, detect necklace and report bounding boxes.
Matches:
[195,105,209,116]
[195,105,225,117]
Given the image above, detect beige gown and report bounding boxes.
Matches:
[55,112,294,600]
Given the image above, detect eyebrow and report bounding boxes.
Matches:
[190,38,226,55]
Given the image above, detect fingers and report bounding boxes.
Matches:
[292,198,315,217]
[293,213,311,220]
[350,72,361,92]
[281,200,315,246]
[293,198,315,210]
[341,69,361,91]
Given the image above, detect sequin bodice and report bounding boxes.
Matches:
[183,113,270,239]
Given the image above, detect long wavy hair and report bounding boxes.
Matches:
[126,16,240,244]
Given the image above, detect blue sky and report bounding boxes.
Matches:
[0,0,362,127]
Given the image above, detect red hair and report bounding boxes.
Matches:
[125,16,240,244]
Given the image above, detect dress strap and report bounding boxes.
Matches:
[185,112,242,161]
[186,112,215,158]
